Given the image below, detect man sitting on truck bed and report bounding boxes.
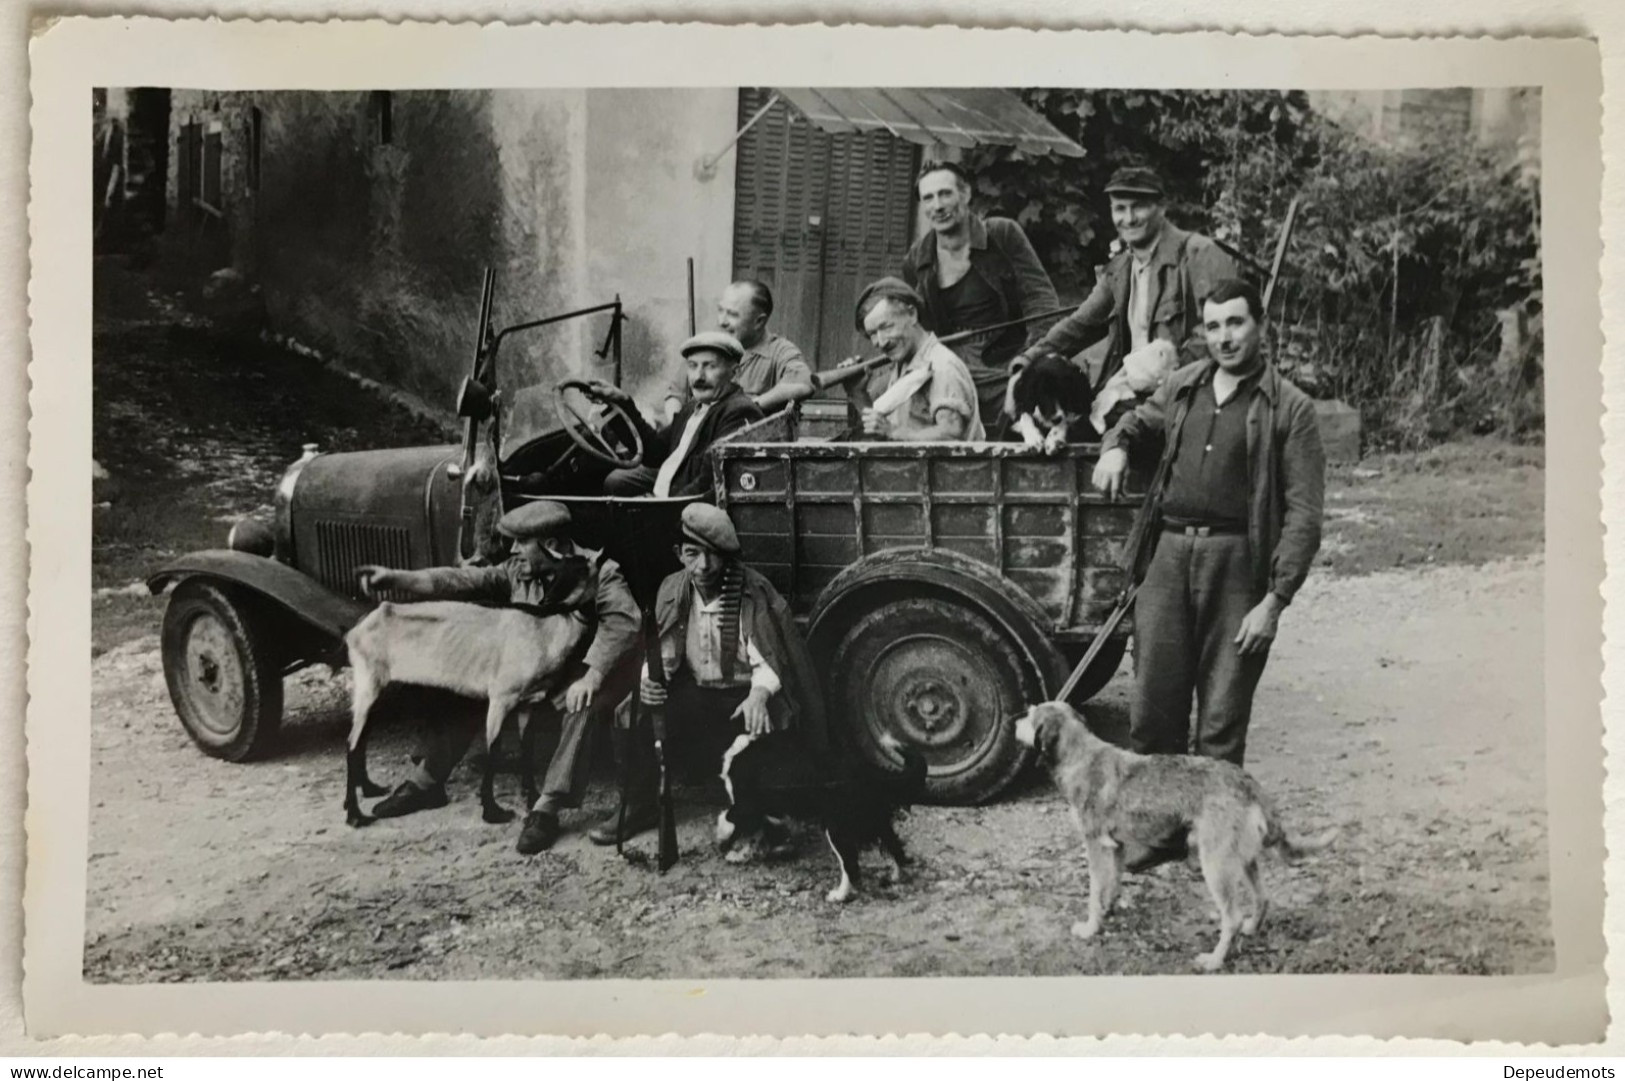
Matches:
[594,331,764,498]
[836,277,986,442]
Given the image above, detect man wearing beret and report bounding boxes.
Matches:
[595,331,765,498]
[357,500,641,854]
[836,277,985,442]
[1011,165,1241,434]
[901,161,1060,429]
[588,502,828,846]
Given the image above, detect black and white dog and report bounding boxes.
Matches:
[716,731,928,903]
[1008,352,1096,452]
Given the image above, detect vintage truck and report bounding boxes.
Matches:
[148,282,1142,805]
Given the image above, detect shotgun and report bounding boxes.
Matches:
[812,304,1077,391]
[455,268,497,560]
[642,606,679,872]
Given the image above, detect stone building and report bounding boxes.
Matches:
[125,87,1081,416]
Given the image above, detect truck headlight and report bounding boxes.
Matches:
[228,517,275,556]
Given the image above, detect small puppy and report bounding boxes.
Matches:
[1016,702,1337,972]
[1009,353,1096,453]
[716,731,928,903]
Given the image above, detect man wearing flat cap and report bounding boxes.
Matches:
[835,276,986,442]
[357,500,641,854]
[588,502,828,846]
[1011,165,1241,434]
[594,331,765,498]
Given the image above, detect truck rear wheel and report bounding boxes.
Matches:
[161,579,284,761]
[827,595,1038,805]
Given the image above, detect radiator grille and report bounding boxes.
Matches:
[309,520,414,600]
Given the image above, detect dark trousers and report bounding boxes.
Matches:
[1131,531,1269,766]
[624,680,750,807]
[407,655,640,813]
[603,464,657,496]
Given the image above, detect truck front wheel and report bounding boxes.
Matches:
[827,595,1038,805]
[161,579,284,761]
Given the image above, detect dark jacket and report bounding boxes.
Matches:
[653,563,830,751]
[1030,224,1239,388]
[637,382,764,499]
[902,215,1060,371]
[1104,359,1325,605]
[392,547,641,676]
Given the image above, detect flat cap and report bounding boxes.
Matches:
[497,499,572,540]
[680,502,741,556]
[1104,165,1165,198]
[680,331,744,363]
[854,276,924,332]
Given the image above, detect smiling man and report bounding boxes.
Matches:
[839,277,985,443]
[900,161,1059,430]
[1091,279,1324,873]
[1013,165,1239,431]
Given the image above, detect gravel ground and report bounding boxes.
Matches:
[84,555,1550,981]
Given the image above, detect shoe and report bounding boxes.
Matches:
[1123,837,1189,873]
[516,810,560,855]
[588,804,660,846]
[370,780,449,819]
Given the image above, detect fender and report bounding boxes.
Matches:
[806,547,1067,699]
[147,550,371,642]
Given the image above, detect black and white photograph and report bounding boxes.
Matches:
[24,19,1604,1042]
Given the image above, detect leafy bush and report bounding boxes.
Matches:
[965,90,1543,449]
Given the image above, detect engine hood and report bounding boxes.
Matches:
[288,443,463,593]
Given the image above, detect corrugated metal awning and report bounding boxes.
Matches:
[774,88,1085,158]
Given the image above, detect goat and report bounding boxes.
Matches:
[342,556,598,828]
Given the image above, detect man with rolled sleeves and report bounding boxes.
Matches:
[1011,165,1240,433]
[1092,278,1324,868]
[588,502,828,846]
[836,277,986,443]
[596,331,765,498]
[357,500,641,854]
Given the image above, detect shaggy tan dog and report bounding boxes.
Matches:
[1016,701,1337,971]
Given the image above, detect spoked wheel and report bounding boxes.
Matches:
[827,595,1039,804]
[160,579,284,761]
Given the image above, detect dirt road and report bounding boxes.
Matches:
[84,553,1550,981]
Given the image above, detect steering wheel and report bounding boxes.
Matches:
[553,379,645,469]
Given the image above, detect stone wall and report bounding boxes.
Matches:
[163,89,739,427]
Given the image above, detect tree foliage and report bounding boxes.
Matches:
[964,90,1543,448]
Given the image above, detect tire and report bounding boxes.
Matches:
[827,594,1041,805]
[1064,634,1129,704]
[161,579,284,761]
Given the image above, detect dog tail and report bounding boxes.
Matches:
[874,732,929,807]
[1256,798,1339,862]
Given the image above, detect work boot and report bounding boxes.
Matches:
[588,803,660,846]
[370,780,449,819]
[516,810,561,855]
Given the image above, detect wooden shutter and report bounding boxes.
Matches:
[732,88,918,372]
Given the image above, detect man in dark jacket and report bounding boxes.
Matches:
[1014,166,1239,431]
[588,502,829,845]
[1093,278,1324,865]
[356,500,642,854]
[598,331,765,499]
[902,161,1060,429]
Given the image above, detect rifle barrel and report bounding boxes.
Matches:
[812,304,1075,390]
